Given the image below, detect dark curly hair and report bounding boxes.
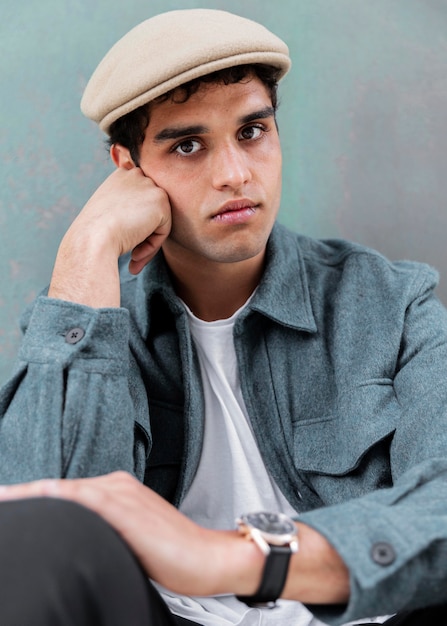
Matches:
[107,64,281,166]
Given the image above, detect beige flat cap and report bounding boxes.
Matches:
[81,9,291,134]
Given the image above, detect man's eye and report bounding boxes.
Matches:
[239,125,263,141]
[174,139,201,155]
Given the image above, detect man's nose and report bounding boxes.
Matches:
[211,143,252,190]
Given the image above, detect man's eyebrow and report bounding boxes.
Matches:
[153,107,276,143]
[153,125,209,143]
[239,106,276,125]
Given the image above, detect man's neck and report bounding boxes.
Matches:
[163,249,265,322]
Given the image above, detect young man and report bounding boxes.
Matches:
[0,8,447,626]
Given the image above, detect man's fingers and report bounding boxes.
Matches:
[129,228,171,273]
[0,478,63,500]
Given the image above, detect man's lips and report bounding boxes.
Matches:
[212,199,258,220]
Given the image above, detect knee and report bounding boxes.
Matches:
[0,497,129,579]
[0,498,154,625]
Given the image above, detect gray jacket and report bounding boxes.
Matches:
[1,222,447,624]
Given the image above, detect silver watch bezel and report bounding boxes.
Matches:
[236,511,299,556]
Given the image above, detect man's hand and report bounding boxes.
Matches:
[0,472,350,604]
[0,472,262,597]
[49,168,172,307]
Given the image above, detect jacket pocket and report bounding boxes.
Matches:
[292,379,399,476]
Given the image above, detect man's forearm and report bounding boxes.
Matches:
[0,473,349,604]
[283,522,349,604]
[48,167,171,308]
[48,228,122,308]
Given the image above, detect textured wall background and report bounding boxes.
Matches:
[1,0,447,384]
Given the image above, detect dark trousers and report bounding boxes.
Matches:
[0,498,444,626]
[0,497,196,626]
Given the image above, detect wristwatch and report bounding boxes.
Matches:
[235,511,298,608]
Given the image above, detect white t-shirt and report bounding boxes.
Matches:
[157,302,389,626]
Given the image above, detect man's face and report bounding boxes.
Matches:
[137,76,282,269]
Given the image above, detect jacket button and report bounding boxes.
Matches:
[65,327,85,344]
[371,542,396,566]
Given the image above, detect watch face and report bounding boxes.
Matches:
[243,511,296,536]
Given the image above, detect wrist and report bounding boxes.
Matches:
[235,511,298,607]
[282,522,350,604]
[207,530,265,597]
[49,226,121,307]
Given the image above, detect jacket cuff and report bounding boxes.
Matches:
[19,296,130,374]
[299,498,418,624]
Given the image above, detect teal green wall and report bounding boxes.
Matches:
[1,0,447,383]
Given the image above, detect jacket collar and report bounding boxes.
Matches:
[245,223,317,332]
[133,222,317,336]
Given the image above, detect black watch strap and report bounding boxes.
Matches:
[236,544,292,608]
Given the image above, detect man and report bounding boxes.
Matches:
[0,8,446,626]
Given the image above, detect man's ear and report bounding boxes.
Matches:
[110,143,135,170]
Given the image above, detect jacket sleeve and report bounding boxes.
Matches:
[300,270,447,625]
[0,295,149,483]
